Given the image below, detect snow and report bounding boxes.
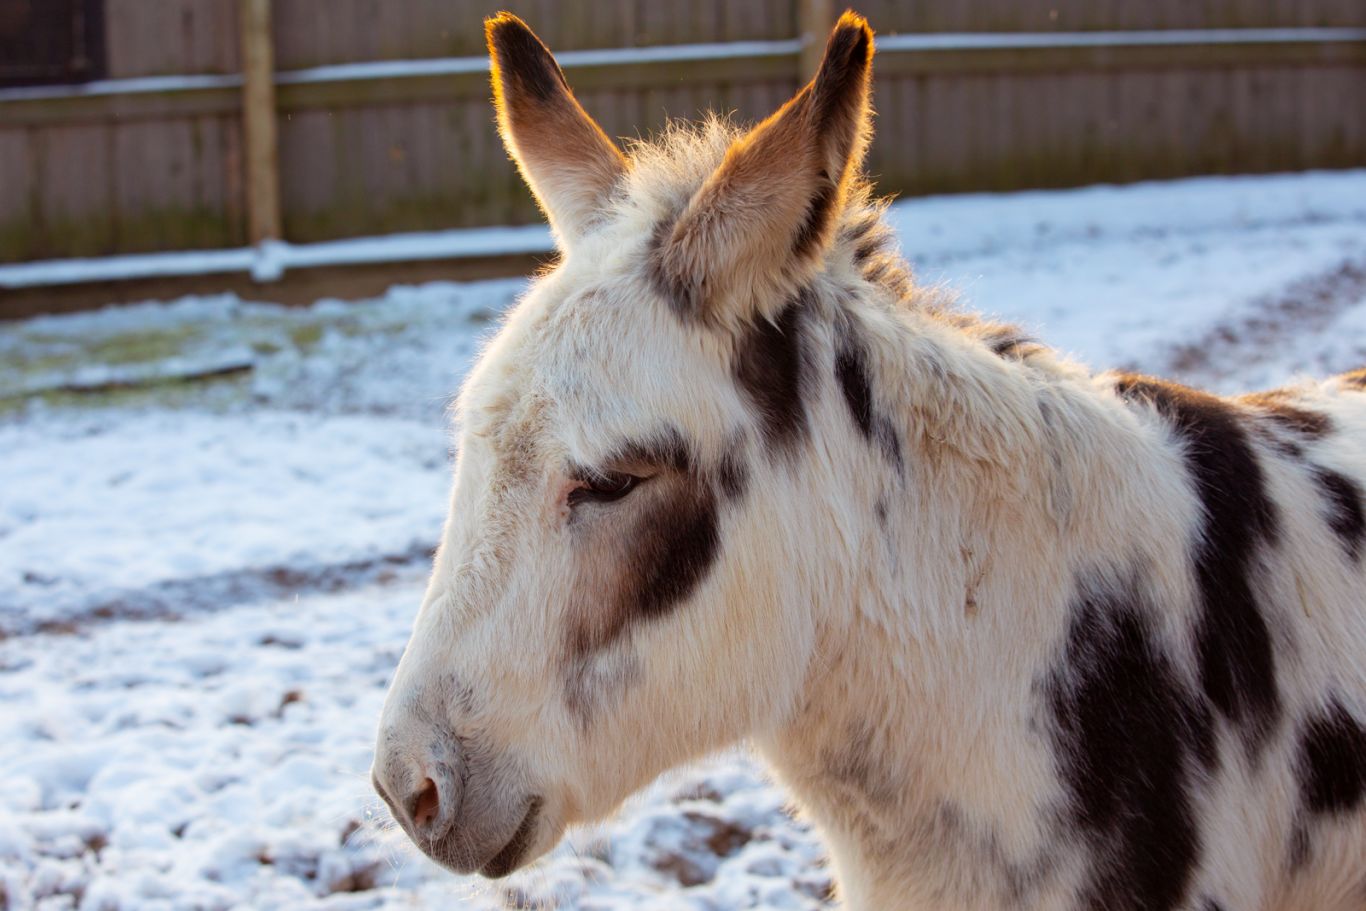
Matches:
[277,39,806,85]
[2,169,1365,909]
[0,412,448,633]
[0,72,242,104]
[0,249,256,289]
[885,170,1366,378]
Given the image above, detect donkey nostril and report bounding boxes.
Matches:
[410,778,441,832]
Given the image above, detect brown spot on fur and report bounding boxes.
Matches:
[1339,367,1366,390]
[793,177,839,261]
[821,722,899,808]
[1239,391,1332,438]
[563,431,745,719]
[1311,467,1366,561]
[843,210,883,261]
[1252,422,1306,461]
[1288,821,1312,871]
[985,329,1039,360]
[564,651,639,731]
[1114,374,1282,757]
[1298,697,1366,815]
[734,291,812,459]
[648,212,698,318]
[834,306,903,471]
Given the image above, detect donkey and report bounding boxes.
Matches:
[373,11,1366,910]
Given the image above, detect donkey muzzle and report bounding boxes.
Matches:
[372,726,543,877]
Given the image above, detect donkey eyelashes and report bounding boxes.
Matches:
[567,470,643,508]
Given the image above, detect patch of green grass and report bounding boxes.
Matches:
[287,322,326,349]
[81,325,204,365]
[0,368,254,418]
[5,323,205,377]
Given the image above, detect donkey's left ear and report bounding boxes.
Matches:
[654,11,874,323]
[486,13,627,248]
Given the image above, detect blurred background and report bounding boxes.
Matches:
[1,0,1363,312]
[1,4,1365,911]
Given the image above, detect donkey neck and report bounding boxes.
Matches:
[753,279,1132,909]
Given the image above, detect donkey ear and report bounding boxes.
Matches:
[486,13,627,248]
[654,11,874,322]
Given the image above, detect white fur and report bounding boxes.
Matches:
[375,19,1366,910]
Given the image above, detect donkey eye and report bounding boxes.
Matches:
[569,472,641,507]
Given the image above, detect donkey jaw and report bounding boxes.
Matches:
[418,794,551,878]
[476,796,545,877]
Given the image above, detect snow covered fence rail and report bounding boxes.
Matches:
[0,226,554,290]
[5,28,1364,119]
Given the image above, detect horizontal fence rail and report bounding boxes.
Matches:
[7,29,1365,123]
[1,0,1364,270]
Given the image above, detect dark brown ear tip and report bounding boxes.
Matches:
[812,10,873,109]
[485,12,541,57]
[827,10,874,62]
[485,11,530,37]
[485,12,566,102]
[836,9,871,32]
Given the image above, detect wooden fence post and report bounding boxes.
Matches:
[239,0,282,245]
[799,0,836,80]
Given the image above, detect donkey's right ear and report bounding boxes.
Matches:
[652,12,874,326]
[486,13,626,249]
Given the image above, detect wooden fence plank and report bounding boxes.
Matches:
[1,3,1364,262]
[799,0,836,80]
[239,0,282,243]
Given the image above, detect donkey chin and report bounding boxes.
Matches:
[371,732,559,877]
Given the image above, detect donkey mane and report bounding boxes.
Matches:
[618,115,1064,428]
[622,115,936,313]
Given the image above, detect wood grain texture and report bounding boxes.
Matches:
[0,1,1362,261]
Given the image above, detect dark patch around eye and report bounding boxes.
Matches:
[1114,374,1282,758]
[565,429,750,668]
[625,484,720,619]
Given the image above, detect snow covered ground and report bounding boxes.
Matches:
[1,170,1365,910]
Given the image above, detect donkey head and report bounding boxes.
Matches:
[374,11,879,876]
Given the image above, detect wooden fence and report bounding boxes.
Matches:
[1,0,1364,265]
